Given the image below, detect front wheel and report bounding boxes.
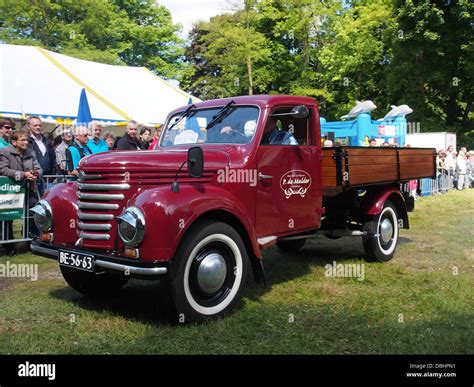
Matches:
[362,201,399,262]
[170,221,249,323]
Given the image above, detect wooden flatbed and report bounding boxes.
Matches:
[322,146,436,196]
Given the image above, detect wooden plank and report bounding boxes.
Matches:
[349,171,399,186]
[321,166,337,177]
[400,162,435,173]
[345,148,397,157]
[349,164,398,175]
[399,149,435,156]
[347,155,398,166]
[399,155,435,164]
[322,177,338,188]
[321,157,337,167]
[400,171,435,179]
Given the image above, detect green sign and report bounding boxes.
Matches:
[0,177,26,221]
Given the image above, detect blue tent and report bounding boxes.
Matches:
[76,88,92,126]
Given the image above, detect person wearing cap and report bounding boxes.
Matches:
[65,126,92,177]
[0,118,15,148]
[87,121,108,154]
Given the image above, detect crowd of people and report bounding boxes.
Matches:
[436,145,473,190]
[0,117,161,255]
[0,117,162,181]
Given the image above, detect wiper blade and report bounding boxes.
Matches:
[206,101,235,130]
[167,104,196,131]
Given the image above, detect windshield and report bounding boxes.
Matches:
[160,105,259,147]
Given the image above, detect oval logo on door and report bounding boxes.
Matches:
[280,170,312,199]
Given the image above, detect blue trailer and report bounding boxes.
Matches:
[320,113,407,146]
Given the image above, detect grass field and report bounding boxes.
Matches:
[0,189,472,354]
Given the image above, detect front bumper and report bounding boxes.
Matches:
[31,242,169,277]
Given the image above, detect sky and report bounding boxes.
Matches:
[158,0,244,39]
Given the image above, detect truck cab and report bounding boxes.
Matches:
[31,95,435,322]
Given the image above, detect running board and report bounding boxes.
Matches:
[322,230,367,237]
[257,236,277,249]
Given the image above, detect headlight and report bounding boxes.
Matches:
[117,206,145,247]
[30,200,53,232]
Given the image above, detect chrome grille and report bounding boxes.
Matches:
[77,176,130,241]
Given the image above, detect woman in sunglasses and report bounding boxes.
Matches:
[0,118,15,149]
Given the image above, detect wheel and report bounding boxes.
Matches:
[169,221,249,323]
[362,200,399,262]
[60,266,129,296]
[276,238,306,252]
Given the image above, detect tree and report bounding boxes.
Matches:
[0,0,185,78]
[318,0,397,119]
[388,0,474,146]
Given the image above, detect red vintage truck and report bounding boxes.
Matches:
[31,95,436,322]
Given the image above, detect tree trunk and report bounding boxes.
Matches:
[247,55,253,95]
[446,94,458,126]
[461,97,472,130]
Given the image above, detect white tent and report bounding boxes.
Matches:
[0,44,200,128]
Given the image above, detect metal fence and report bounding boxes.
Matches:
[0,181,32,247]
[402,168,472,197]
[0,175,74,252]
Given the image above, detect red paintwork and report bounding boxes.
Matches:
[360,186,405,215]
[42,95,404,264]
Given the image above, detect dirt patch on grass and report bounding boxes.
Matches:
[0,266,62,293]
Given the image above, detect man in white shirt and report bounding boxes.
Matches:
[27,116,55,195]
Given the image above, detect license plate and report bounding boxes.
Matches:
[58,250,95,272]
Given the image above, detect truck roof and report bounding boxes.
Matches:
[168,95,318,116]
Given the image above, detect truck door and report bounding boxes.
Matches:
[255,106,322,237]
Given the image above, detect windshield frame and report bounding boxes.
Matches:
[158,104,261,148]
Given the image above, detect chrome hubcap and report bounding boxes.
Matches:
[197,253,227,294]
[380,218,394,244]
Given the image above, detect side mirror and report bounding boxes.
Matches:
[291,105,309,119]
[187,146,203,178]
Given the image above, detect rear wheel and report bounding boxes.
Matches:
[362,201,399,262]
[276,239,306,252]
[169,221,248,323]
[60,266,129,296]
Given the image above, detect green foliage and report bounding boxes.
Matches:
[0,0,185,78]
[182,0,472,143]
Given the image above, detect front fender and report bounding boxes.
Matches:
[131,184,259,262]
[360,187,409,229]
[39,182,79,244]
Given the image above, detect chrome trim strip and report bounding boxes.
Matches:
[78,211,114,221]
[78,201,119,210]
[78,222,112,231]
[95,260,168,275]
[79,232,111,240]
[30,244,58,258]
[30,245,167,275]
[78,174,102,181]
[78,183,130,191]
[77,192,125,200]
